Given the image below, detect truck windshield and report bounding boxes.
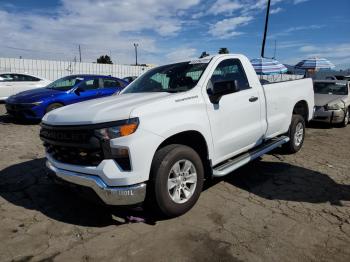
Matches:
[46,76,84,91]
[122,61,209,94]
[314,82,348,95]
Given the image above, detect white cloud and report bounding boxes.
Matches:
[270,7,283,14]
[293,0,309,4]
[299,45,318,52]
[208,16,253,39]
[285,25,324,33]
[166,47,198,62]
[269,24,324,38]
[298,43,350,66]
[208,0,243,15]
[0,0,201,64]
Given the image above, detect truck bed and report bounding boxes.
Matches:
[263,78,314,139]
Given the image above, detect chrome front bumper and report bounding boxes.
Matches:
[46,161,147,205]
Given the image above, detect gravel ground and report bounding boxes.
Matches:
[0,103,349,262]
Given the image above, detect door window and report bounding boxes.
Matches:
[210,59,250,90]
[79,78,101,90]
[103,79,122,88]
[0,74,40,82]
[0,74,14,82]
[17,74,40,81]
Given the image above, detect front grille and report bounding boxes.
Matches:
[40,122,133,170]
[6,103,35,111]
[314,106,325,111]
[40,125,104,166]
[44,143,104,166]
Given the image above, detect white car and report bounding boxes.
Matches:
[41,54,314,217]
[0,73,51,100]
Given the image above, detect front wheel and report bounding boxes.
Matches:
[148,144,204,217]
[46,103,63,113]
[283,114,306,154]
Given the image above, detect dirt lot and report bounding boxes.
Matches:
[0,104,349,262]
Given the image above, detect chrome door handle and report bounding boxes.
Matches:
[249,96,258,102]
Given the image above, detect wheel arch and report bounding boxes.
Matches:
[293,100,309,122]
[154,130,212,178]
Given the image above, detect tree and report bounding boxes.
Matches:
[218,47,230,54]
[199,51,210,58]
[96,55,113,64]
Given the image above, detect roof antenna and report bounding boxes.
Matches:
[261,0,271,58]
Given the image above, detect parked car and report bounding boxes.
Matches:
[312,80,350,127]
[0,72,51,100]
[6,74,128,121]
[122,76,137,83]
[41,54,314,217]
[325,75,350,81]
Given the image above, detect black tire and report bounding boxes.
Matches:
[147,144,204,218]
[46,103,63,113]
[340,108,349,127]
[283,114,305,154]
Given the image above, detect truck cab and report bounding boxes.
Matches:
[41,54,314,217]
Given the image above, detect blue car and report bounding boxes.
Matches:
[5,74,128,121]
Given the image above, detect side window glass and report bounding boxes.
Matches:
[150,73,170,90]
[18,74,40,81]
[0,74,14,82]
[210,59,250,90]
[118,80,127,87]
[10,74,20,81]
[80,78,100,90]
[103,79,121,88]
[26,75,40,81]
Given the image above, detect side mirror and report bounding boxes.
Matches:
[207,80,239,104]
[74,87,85,95]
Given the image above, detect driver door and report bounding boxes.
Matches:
[70,78,102,104]
[205,59,263,163]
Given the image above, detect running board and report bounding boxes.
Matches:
[212,136,289,177]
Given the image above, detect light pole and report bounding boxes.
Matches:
[133,43,139,65]
[261,0,271,58]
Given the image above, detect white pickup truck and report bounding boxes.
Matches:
[41,54,314,217]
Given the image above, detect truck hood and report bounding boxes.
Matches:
[7,88,62,103]
[42,92,171,125]
[314,94,346,106]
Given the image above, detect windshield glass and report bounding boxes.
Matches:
[314,82,348,95]
[46,76,84,91]
[122,61,209,94]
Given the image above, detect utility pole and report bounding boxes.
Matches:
[78,45,82,62]
[261,0,271,58]
[133,43,139,65]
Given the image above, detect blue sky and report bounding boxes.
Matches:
[0,0,349,68]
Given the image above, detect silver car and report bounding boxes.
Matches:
[313,80,350,127]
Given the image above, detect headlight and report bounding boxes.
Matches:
[325,102,344,110]
[94,118,139,140]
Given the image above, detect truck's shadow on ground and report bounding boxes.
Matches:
[1,158,349,227]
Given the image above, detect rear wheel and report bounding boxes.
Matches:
[46,103,63,113]
[147,144,204,217]
[283,114,305,154]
